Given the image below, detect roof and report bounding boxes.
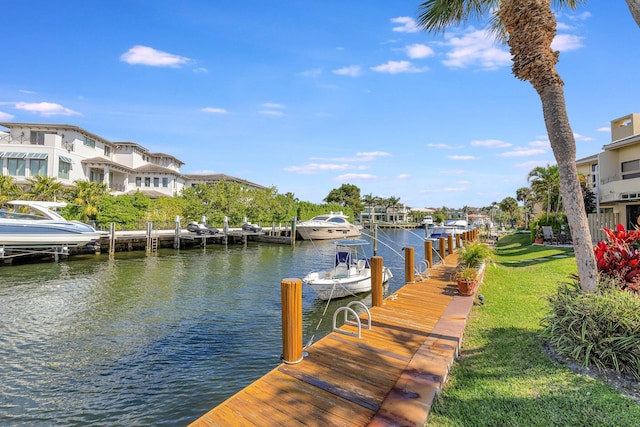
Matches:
[125,189,170,199]
[81,157,134,173]
[0,122,115,147]
[134,164,181,175]
[182,173,266,189]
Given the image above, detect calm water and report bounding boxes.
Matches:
[0,229,428,426]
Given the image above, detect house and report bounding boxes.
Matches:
[576,113,640,230]
[359,203,411,223]
[0,122,265,197]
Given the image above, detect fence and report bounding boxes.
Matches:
[588,212,619,243]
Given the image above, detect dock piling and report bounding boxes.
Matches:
[280,278,303,365]
[404,246,415,283]
[371,256,384,307]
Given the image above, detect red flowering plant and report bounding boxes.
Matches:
[594,224,640,294]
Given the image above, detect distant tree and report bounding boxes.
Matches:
[324,184,362,215]
[97,194,147,228]
[499,197,519,228]
[516,186,533,228]
[528,164,560,221]
[579,175,597,214]
[384,196,401,222]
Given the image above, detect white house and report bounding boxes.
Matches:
[0,122,265,197]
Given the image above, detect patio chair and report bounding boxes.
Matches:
[541,226,558,245]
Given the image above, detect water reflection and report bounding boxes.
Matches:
[0,229,426,425]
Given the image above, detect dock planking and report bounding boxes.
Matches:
[190,253,475,427]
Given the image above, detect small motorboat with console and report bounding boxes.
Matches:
[303,239,393,300]
[296,212,361,240]
[0,200,105,247]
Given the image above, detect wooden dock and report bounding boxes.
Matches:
[190,253,474,426]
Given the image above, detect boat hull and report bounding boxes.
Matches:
[296,225,361,240]
[303,267,393,300]
[0,221,105,247]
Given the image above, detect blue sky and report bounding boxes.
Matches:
[1,1,638,209]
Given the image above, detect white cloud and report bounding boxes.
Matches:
[573,132,593,142]
[499,148,547,157]
[421,187,467,193]
[529,140,550,148]
[470,139,512,148]
[514,160,553,170]
[597,126,610,133]
[332,65,362,77]
[397,174,410,179]
[120,45,191,67]
[405,44,435,59]
[14,102,80,116]
[552,34,584,52]
[356,151,391,159]
[19,89,37,94]
[201,107,228,114]
[259,110,285,116]
[284,163,350,174]
[370,60,426,74]
[442,29,511,70]
[0,111,15,120]
[261,103,285,109]
[428,143,463,149]
[448,155,479,160]
[337,173,377,181]
[391,17,419,33]
[440,169,465,175]
[193,67,208,73]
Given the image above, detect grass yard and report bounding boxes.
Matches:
[426,233,640,427]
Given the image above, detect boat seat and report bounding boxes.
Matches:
[334,262,350,278]
[356,259,366,270]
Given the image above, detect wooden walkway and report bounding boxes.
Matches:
[190,253,475,426]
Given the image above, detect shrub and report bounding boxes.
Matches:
[594,224,640,294]
[542,278,640,380]
[457,241,494,268]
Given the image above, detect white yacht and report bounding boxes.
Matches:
[0,200,105,247]
[296,212,361,240]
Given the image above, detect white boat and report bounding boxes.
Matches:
[427,219,471,249]
[296,212,361,240]
[0,200,105,247]
[303,239,393,300]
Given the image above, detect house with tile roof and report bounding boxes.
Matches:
[0,122,265,197]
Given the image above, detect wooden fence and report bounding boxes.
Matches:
[588,212,619,243]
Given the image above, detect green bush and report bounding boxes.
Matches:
[542,278,640,379]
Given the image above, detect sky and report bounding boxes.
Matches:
[1,1,639,209]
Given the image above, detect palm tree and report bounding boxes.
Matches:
[515,186,533,228]
[528,164,560,221]
[69,180,109,221]
[385,196,401,223]
[627,0,640,27]
[417,0,597,292]
[26,175,64,201]
[361,193,379,225]
[0,176,23,205]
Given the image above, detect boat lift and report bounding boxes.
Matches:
[0,244,71,263]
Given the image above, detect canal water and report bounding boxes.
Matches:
[0,228,428,426]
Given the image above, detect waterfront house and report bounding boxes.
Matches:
[0,122,265,197]
[576,113,640,230]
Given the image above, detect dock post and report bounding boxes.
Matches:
[223,216,229,245]
[174,216,181,249]
[373,224,378,256]
[291,217,296,248]
[281,278,303,365]
[109,223,116,257]
[404,247,415,283]
[371,256,384,307]
[456,233,461,248]
[448,235,454,256]
[425,240,433,270]
[438,237,446,263]
[145,222,152,255]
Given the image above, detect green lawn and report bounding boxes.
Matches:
[426,233,640,427]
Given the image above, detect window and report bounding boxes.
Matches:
[136,177,142,187]
[104,146,111,156]
[30,131,55,145]
[83,136,96,148]
[153,177,159,187]
[622,159,640,180]
[162,177,169,188]
[90,169,104,183]
[30,159,47,176]
[58,160,71,179]
[8,158,26,176]
[144,177,150,187]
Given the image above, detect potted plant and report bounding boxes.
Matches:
[453,266,480,296]
[533,224,544,244]
[454,242,494,296]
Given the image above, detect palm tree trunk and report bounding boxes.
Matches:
[540,84,597,292]
[626,0,640,27]
[500,0,597,292]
